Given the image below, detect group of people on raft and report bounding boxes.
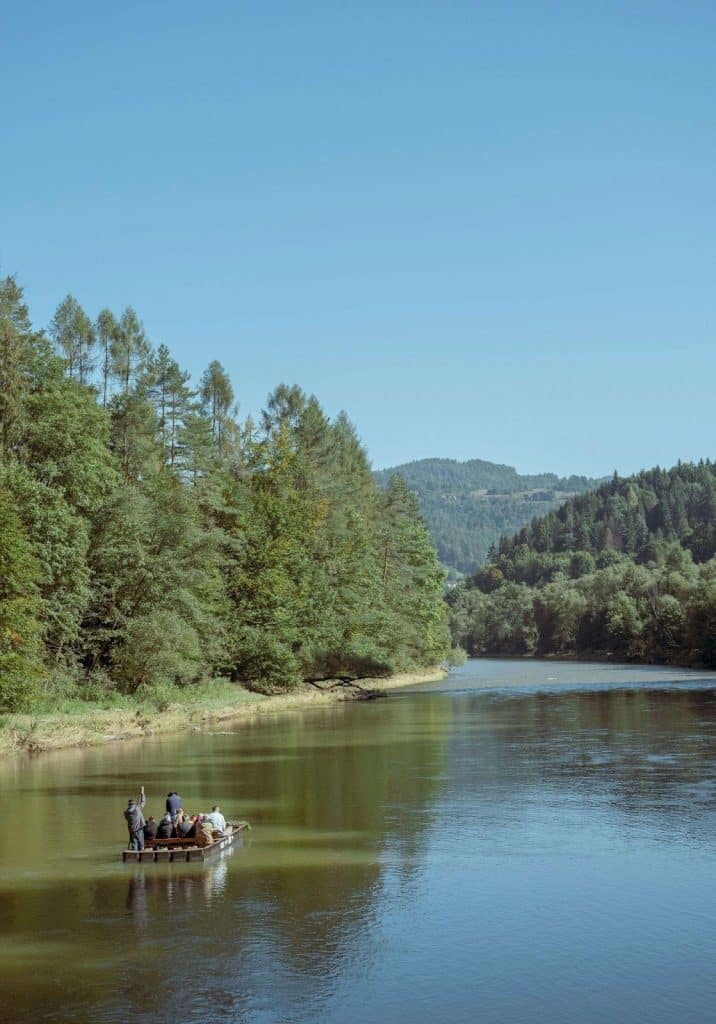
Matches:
[124,787,228,851]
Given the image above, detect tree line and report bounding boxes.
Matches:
[448,463,716,667]
[374,457,600,576]
[0,277,450,711]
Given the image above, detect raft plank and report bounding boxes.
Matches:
[148,837,198,848]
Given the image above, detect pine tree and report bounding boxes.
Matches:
[379,475,450,668]
[111,307,150,395]
[96,309,119,408]
[50,295,96,385]
[200,360,234,457]
[0,277,47,459]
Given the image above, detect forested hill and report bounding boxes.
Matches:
[0,276,450,712]
[374,458,601,576]
[449,462,716,667]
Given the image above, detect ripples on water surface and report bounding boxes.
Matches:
[1,660,715,1023]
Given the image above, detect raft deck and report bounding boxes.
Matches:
[122,822,247,863]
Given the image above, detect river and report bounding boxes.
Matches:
[1,659,715,1023]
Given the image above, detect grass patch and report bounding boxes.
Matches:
[0,666,448,757]
[0,678,264,756]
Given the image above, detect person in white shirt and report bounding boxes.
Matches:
[205,805,226,834]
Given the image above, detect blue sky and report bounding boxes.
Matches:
[2,1,714,477]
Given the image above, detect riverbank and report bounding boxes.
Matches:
[0,668,447,757]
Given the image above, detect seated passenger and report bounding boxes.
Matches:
[156,812,173,839]
[194,815,214,847]
[176,813,194,837]
[170,808,185,837]
[205,805,226,834]
[143,816,158,842]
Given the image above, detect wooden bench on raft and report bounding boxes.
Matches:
[148,831,225,848]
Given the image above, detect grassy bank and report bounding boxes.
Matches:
[0,668,447,757]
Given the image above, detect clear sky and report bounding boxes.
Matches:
[2,1,714,477]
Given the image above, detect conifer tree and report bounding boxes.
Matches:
[200,360,234,457]
[148,344,194,468]
[0,277,45,458]
[50,295,96,385]
[379,475,451,668]
[112,307,150,395]
[96,308,119,407]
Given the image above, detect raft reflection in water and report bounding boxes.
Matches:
[126,847,233,925]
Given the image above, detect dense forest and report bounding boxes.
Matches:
[448,463,716,667]
[0,276,450,712]
[374,458,601,576]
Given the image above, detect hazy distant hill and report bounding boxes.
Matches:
[374,458,602,576]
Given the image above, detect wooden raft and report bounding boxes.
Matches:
[122,822,247,863]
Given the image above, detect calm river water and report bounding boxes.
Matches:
[2,660,716,1023]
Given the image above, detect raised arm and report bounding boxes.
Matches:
[138,785,146,810]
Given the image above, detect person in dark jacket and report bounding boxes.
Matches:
[124,787,146,851]
[143,816,158,842]
[166,792,183,824]
[156,812,173,839]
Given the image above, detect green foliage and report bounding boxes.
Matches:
[446,646,468,667]
[0,479,43,710]
[379,475,451,668]
[0,277,449,703]
[200,359,235,457]
[233,627,303,693]
[50,295,96,385]
[684,571,716,666]
[112,610,205,690]
[85,473,228,691]
[374,457,602,575]
[222,393,450,692]
[449,461,716,667]
[534,581,587,653]
[5,463,91,660]
[0,276,51,457]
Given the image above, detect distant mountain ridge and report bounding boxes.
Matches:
[374,457,603,576]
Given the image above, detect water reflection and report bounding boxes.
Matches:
[125,852,232,926]
[1,661,716,1024]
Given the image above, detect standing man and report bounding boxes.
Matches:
[124,786,146,851]
[166,791,183,824]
